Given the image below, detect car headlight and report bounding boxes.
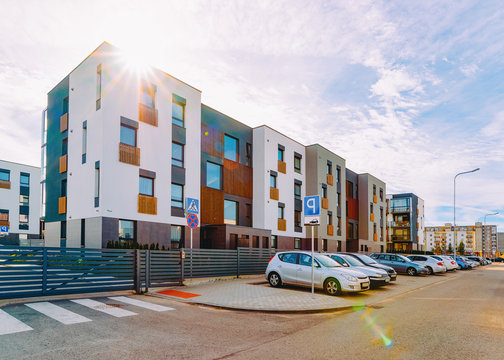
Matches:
[343,274,358,282]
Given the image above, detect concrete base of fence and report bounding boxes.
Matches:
[182,274,262,287]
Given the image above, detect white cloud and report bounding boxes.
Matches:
[459,63,480,76]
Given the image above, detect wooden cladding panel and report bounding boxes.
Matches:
[278,219,287,231]
[373,195,377,203]
[59,155,67,173]
[119,143,140,166]
[58,196,66,214]
[327,224,334,236]
[138,195,157,215]
[0,180,10,189]
[270,187,279,200]
[348,198,358,220]
[370,213,375,222]
[60,113,68,132]
[0,220,10,227]
[278,160,286,174]
[327,174,334,186]
[139,103,158,126]
[322,197,329,209]
[223,159,252,199]
[201,124,224,158]
[201,186,224,224]
[374,233,378,242]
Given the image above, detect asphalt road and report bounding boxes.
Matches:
[1,264,503,360]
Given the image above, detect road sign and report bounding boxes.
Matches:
[0,225,8,235]
[187,213,199,228]
[303,196,320,226]
[186,197,199,214]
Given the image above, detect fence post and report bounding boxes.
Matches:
[180,250,185,285]
[145,250,150,292]
[237,248,241,278]
[135,249,141,294]
[42,248,47,296]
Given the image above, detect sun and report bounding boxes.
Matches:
[120,49,152,77]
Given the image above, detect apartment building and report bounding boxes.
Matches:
[388,193,425,252]
[43,42,201,249]
[424,223,489,255]
[199,105,270,249]
[345,169,359,252]
[0,160,41,245]
[481,223,498,256]
[252,126,306,249]
[305,144,345,252]
[498,232,504,255]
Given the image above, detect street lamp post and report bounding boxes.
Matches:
[453,168,480,261]
[483,212,499,257]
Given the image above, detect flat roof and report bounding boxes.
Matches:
[0,159,40,169]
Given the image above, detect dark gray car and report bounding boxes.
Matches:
[338,252,397,281]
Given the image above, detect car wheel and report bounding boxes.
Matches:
[324,278,342,296]
[268,272,282,288]
[426,266,434,275]
[407,267,417,276]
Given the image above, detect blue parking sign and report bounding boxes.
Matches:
[0,225,8,234]
[303,196,320,216]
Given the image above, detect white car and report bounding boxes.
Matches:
[407,255,447,274]
[326,253,391,287]
[266,251,370,295]
[432,255,458,271]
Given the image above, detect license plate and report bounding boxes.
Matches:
[361,282,369,289]
[385,278,390,282]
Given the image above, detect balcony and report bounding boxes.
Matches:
[278,218,286,231]
[370,213,374,222]
[392,221,410,228]
[58,196,66,214]
[322,197,328,209]
[60,113,68,132]
[139,103,158,126]
[327,224,334,236]
[119,143,140,166]
[373,195,377,203]
[270,187,279,200]
[391,207,410,213]
[374,233,378,241]
[0,180,10,189]
[0,220,9,228]
[138,195,157,215]
[327,174,334,186]
[278,160,286,174]
[59,155,67,173]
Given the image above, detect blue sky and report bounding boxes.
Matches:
[0,0,503,229]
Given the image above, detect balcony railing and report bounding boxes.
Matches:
[0,180,10,189]
[327,174,334,186]
[278,219,286,231]
[58,196,66,214]
[278,160,286,174]
[59,155,67,173]
[392,221,410,228]
[370,213,374,222]
[0,220,10,227]
[139,103,158,126]
[373,195,377,203]
[327,224,334,236]
[322,198,329,209]
[391,207,410,213]
[138,195,157,215]
[60,113,68,132]
[119,143,140,166]
[374,233,378,241]
[270,187,279,200]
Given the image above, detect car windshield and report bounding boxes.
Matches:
[341,255,363,267]
[397,254,411,262]
[355,254,378,265]
[315,255,342,268]
[432,256,441,260]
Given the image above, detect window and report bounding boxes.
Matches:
[63,97,69,114]
[171,225,184,249]
[380,188,383,201]
[271,235,277,249]
[374,224,377,235]
[139,176,154,196]
[370,203,374,214]
[327,162,332,175]
[94,164,100,207]
[373,184,377,196]
[0,169,9,181]
[120,124,136,147]
[82,121,87,163]
[294,182,301,200]
[140,82,155,108]
[294,238,301,249]
[61,179,67,197]
[281,253,298,264]
[278,147,284,162]
[172,142,184,167]
[246,143,252,166]
[0,210,9,221]
[322,239,328,252]
[270,174,277,188]
[337,193,341,207]
[337,217,341,233]
[62,138,68,156]
[299,254,313,266]
[171,183,183,208]
[224,200,238,225]
[19,214,28,224]
[327,213,333,226]
[224,135,238,162]
[246,204,252,227]
[19,195,29,206]
[336,168,341,183]
[20,173,29,186]
[206,162,222,190]
[294,210,301,229]
[294,155,301,173]
[172,100,184,128]
[322,186,327,199]
[278,206,284,220]
[96,64,102,110]
[119,220,135,242]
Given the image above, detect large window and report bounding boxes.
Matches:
[224,135,238,162]
[206,162,222,190]
[119,220,135,242]
[294,182,301,200]
[139,176,154,196]
[172,100,184,127]
[141,82,155,108]
[0,169,9,182]
[294,155,301,173]
[120,124,136,147]
[172,142,184,167]
[224,200,238,225]
[171,183,183,208]
[20,173,29,186]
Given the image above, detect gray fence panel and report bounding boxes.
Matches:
[0,247,45,299]
[238,248,277,276]
[147,250,182,286]
[183,249,238,278]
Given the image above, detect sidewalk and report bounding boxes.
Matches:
[148,271,459,312]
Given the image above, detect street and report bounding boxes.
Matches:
[1,264,503,360]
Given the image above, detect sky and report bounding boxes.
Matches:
[0,0,503,230]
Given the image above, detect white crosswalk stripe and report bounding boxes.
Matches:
[70,298,137,318]
[25,302,92,325]
[108,296,175,312]
[0,309,33,335]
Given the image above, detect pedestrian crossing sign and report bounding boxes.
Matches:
[186,198,199,214]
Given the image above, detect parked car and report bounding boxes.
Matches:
[492,257,503,262]
[448,255,472,269]
[407,255,447,274]
[326,253,391,287]
[266,251,370,295]
[370,253,428,276]
[460,256,479,268]
[338,252,397,281]
[431,255,458,271]
[466,256,487,265]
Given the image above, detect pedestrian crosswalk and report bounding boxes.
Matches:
[0,296,175,336]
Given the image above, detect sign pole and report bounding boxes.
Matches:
[190,227,193,278]
[311,225,314,298]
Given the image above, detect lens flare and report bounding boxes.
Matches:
[355,306,393,347]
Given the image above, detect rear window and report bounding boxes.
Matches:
[279,253,298,264]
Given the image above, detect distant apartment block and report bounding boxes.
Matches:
[387,193,425,252]
[0,160,41,245]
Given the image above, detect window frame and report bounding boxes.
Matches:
[118,219,135,242]
[20,173,30,186]
[278,147,284,162]
[224,134,239,162]
[278,206,284,220]
[224,199,239,225]
[0,169,10,182]
[120,123,137,147]
[139,176,154,197]
[270,174,277,188]
[140,82,156,109]
[172,142,184,168]
[294,183,301,200]
[206,161,222,190]
[171,183,184,208]
[294,155,301,173]
[172,100,185,128]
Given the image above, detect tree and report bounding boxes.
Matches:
[447,243,454,254]
[457,241,465,255]
[433,244,442,254]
